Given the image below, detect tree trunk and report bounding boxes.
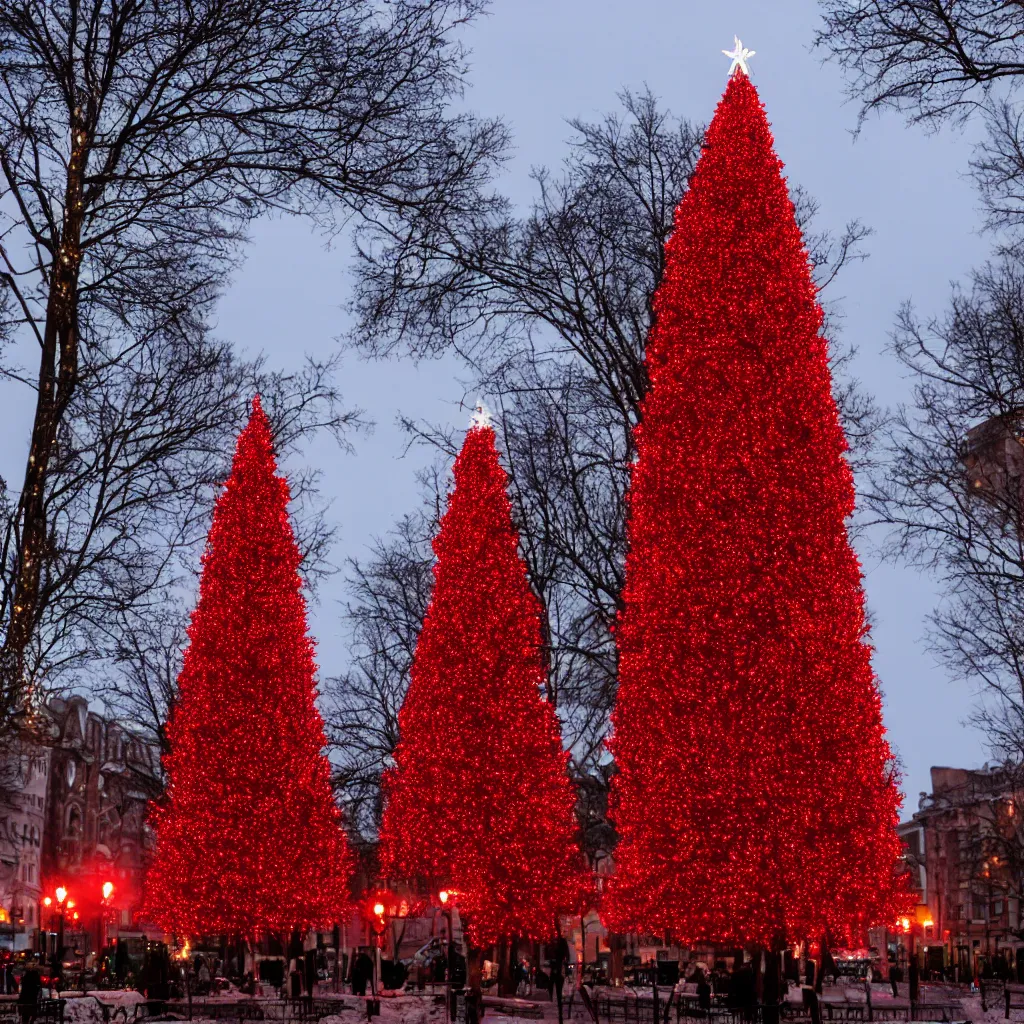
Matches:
[814,933,826,995]
[762,948,782,1024]
[609,933,625,987]
[467,946,484,1024]
[1,111,88,724]
[497,938,514,996]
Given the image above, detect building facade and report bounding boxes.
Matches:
[40,696,161,946]
[899,765,1024,978]
[0,697,160,952]
[0,738,50,949]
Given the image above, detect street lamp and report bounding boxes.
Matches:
[53,887,68,992]
[437,890,457,1022]
[100,882,115,956]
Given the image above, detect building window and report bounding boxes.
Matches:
[994,900,1005,916]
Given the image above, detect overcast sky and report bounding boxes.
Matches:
[0,0,990,812]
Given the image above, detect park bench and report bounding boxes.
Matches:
[480,996,544,1019]
[982,981,1006,1013]
[910,1001,961,1022]
[1007,988,1024,1020]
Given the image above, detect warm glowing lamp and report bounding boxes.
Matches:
[923,918,934,929]
[900,917,911,933]
[55,887,67,905]
[43,897,51,908]
[372,902,385,917]
[438,890,449,905]
[102,881,114,900]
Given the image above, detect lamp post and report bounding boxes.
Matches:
[438,890,458,1024]
[99,881,115,978]
[54,887,68,992]
[368,899,389,997]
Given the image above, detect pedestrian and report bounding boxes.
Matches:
[18,964,41,1024]
[696,969,712,1013]
[549,931,571,1024]
[198,957,212,996]
[352,949,374,997]
[889,964,902,999]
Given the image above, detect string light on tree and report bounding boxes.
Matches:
[604,66,909,946]
[143,397,353,938]
[379,412,588,946]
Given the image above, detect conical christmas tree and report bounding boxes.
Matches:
[379,409,587,946]
[144,397,352,938]
[605,67,907,946]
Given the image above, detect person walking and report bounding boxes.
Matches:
[549,932,571,1024]
[197,958,212,997]
[351,949,373,997]
[889,964,902,999]
[18,964,41,1024]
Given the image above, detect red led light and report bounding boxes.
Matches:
[143,398,353,937]
[379,424,589,946]
[604,72,909,945]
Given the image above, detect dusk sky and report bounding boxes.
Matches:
[0,0,990,812]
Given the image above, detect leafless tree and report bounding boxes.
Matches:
[815,2,1024,234]
[815,1,1024,125]
[333,89,879,836]
[324,501,439,837]
[0,0,506,737]
[815,1,1024,767]
[862,260,1024,756]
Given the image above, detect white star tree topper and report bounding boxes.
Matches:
[723,37,755,78]
[469,399,493,429]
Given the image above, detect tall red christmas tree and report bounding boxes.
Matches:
[379,409,587,946]
[605,63,907,946]
[144,398,352,938]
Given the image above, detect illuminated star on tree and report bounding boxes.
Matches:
[722,36,755,77]
[469,399,493,429]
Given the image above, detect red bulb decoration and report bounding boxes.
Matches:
[379,422,588,946]
[605,72,909,946]
[144,397,353,938]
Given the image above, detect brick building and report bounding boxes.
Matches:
[0,697,161,952]
[40,696,161,947]
[899,765,1024,978]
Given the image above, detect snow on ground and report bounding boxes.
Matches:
[52,984,988,1024]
